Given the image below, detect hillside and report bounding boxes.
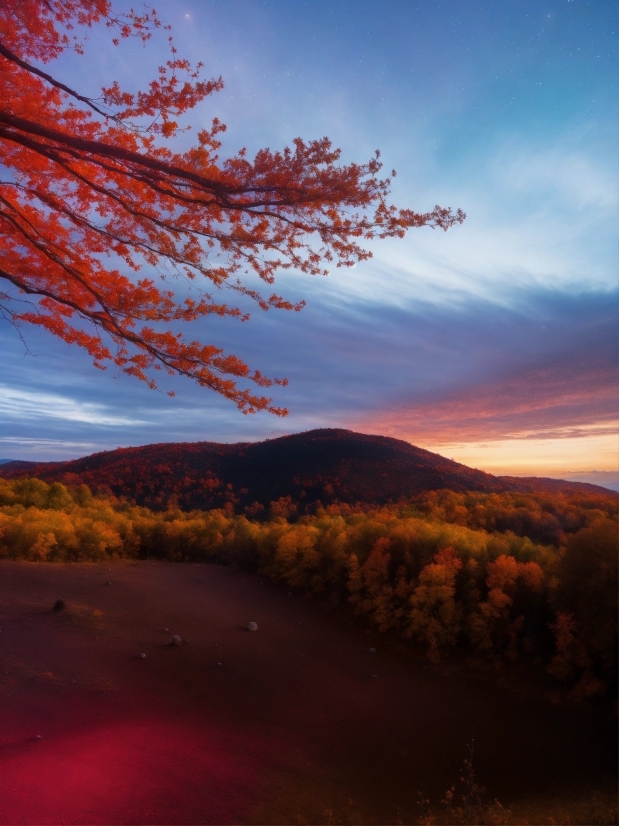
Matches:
[0,428,613,511]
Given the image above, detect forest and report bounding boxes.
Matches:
[1,476,616,703]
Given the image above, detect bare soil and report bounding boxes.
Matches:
[0,560,615,824]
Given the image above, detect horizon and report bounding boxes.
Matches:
[1,0,616,477]
[0,427,618,493]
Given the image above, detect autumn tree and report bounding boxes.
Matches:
[550,519,618,694]
[0,0,464,414]
[348,536,396,632]
[407,546,463,659]
[468,555,545,657]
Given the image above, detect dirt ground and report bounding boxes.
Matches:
[0,560,616,825]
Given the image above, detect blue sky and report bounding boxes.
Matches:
[1,0,617,479]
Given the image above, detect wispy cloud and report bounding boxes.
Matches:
[357,361,617,444]
[0,386,147,427]
[0,436,100,450]
[360,135,618,309]
[2,285,614,456]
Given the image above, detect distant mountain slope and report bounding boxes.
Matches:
[496,475,618,495]
[0,429,613,510]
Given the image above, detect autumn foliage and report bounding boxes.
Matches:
[0,0,464,412]
[0,475,616,699]
[3,428,612,517]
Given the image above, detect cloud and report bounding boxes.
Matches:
[362,133,618,310]
[356,362,617,444]
[425,433,617,476]
[1,284,614,458]
[0,385,147,427]
[347,288,617,444]
[491,140,618,212]
[0,437,100,450]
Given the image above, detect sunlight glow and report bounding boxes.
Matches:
[422,431,619,476]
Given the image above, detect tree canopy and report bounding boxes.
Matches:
[0,0,464,413]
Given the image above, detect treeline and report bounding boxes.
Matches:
[0,477,616,699]
[409,489,616,546]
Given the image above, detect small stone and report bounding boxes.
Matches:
[140,653,147,659]
[35,734,42,740]
[106,581,112,586]
[53,599,65,611]
[216,662,222,666]
[369,647,376,653]
[170,634,182,645]
[371,674,378,678]
[247,621,258,632]
[164,628,169,632]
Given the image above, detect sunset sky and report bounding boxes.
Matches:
[1,0,617,483]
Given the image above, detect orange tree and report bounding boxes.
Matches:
[0,0,464,414]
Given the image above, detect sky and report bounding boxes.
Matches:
[1,0,617,484]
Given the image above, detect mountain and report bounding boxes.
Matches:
[0,428,613,511]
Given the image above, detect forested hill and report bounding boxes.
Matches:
[0,428,612,511]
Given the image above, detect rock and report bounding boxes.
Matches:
[140,653,147,659]
[52,599,65,611]
[369,647,376,653]
[247,621,258,632]
[170,634,182,645]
